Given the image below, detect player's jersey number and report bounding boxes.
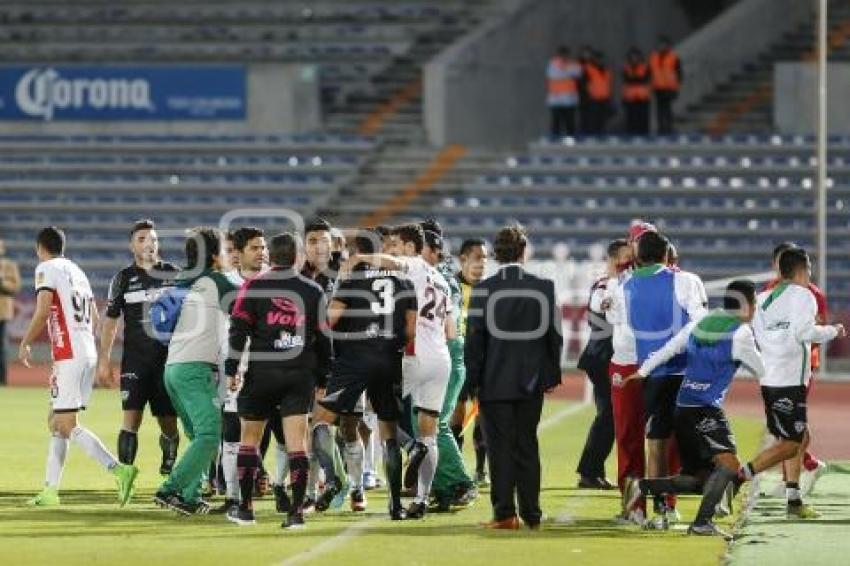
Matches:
[371,279,395,315]
[420,286,447,322]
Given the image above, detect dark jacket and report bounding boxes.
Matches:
[464,265,563,401]
[576,276,614,376]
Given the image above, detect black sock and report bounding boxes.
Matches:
[472,421,486,474]
[311,423,337,485]
[640,475,702,497]
[451,424,464,450]
[695,467,737,525]
[384,438,403,510]
[159,433,179,467]
[288,451,309,514]
[118,429,138,465]
[237,445,259,510]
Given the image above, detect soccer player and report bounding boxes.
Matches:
[354,223,457,519]
[622,280,764,539]
[226,232,331,529]
[616,230,707,528]
[602,225,646,523]
[317,229,417,519]
[97,219,180,477]
[155,227,235,515]
[420,221,477,512]
[450,238,489,487]
[303,218,348,512]
[575,239,630,490]
[765,242,829,495]
[214,226,277,515]
[743,247,845,518]
[20,226,137,507]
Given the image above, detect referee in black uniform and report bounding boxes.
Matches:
[97,219,181,475]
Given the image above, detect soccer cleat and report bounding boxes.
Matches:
[27,487,60,507]
[330,476,349,510]
[210,498,240,515]
[787,502,821,519]
[315,478,343,513]
[452,483,479,508]
[350,488,367,512]
[389,505,408,521]
[475,469,490,487]
[273,484,292,514]
[362,471,384,491]
[153,490,177,509]
[622,478,643,514]
[302,495,317,514]
[578,476,616,490]
[406,501,428,520]
[480,516,520,530]
[644,513,669,530]
[112,463,139,507]
[282,511,305,530]
[688,522,733,541]
[154,492,209,515]
[227,505,256,525]
[716,483,735,518]
[801,460,829,496]
[664,507,681,525]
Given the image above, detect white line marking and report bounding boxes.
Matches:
[275,402,588,566]
[276,519,379,566]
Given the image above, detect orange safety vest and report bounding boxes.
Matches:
[622,62,651,102]
[650,50,680,91]
[585,64,612,101]
[547,56,579,96]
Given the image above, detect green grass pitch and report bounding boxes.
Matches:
[0,387,765,565]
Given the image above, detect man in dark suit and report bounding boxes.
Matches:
[465,224,564,530]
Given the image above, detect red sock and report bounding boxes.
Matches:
[803,451,820,472]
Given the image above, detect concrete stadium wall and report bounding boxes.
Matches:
[775,63,850,134]
[0,63,320,134]
[673,0,813,114]
[424,0,693,149]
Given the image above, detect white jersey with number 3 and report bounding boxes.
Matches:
[34,257,97,362]
[403,256,452,359]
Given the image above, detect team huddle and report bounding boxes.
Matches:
[18,218,487,529]
[16,216,845,537]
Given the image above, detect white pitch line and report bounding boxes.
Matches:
[276,519,379,566]
[275,401,588,566]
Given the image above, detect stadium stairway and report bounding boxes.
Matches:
[678,0,850,134]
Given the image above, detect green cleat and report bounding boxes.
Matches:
[27,487,60,507]
[112,463,139,507]
[787,502,821,519]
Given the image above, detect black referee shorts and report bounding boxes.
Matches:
[238,367,315,420]
[643,375,683,440]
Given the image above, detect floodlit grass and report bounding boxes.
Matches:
[0,387,764,565]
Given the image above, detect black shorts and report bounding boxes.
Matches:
[643,375,683,440]
[238,367,315,420]
[120,354,175,417]
[761,385,807,442]
[319,353,401,423]
[674,406,736,475]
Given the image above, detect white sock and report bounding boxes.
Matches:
[45,434,69,488]
[274,443,288,486]
[69,426,118,471]
[787,485,802,502]
[363,413,378,475]
[415,435,438,504]
[344,441,365,490]
[307,453,320,498]
[222,441,240,501]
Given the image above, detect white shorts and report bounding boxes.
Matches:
[402,354,450,414]
[50,357,96,412]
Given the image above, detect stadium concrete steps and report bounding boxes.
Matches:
[679,0,850,134]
